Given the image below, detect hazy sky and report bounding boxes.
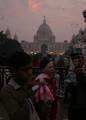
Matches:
[0,0,86,42]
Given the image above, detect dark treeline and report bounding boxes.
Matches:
[0,30,23,66]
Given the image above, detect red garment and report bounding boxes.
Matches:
[34,84,55,102]
[34,73,58,120]
[46,75,58,120]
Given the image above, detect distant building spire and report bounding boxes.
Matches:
[43,16,46,24]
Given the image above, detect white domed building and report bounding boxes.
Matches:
[21,17,69,55]
[34,17,55,45]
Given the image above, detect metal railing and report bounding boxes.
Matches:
[0,65,86,89]
[0,66,11,89]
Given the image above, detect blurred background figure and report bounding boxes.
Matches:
[68,48,86,120]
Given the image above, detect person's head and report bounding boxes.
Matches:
[71,48,84,69]
[39,57,55,76]
[8,51,32,86]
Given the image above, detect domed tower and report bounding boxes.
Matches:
[34,17,55,45]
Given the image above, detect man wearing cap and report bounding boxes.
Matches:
[68,48,86,120]
[0,52,40,120]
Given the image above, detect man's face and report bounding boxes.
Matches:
[16,63,33,85]
[64,57,70,67]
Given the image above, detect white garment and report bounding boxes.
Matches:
[25,98,40,120]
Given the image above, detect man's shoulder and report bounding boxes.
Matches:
[1,84,14,92]
[0,101,10,120]
[0,85,15,99]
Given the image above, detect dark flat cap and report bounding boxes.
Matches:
[8,51,32,69]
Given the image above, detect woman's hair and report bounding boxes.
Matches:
[39,57,52,70]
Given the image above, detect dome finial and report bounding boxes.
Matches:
[43,16,46,24]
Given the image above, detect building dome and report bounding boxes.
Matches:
[34,17,55,44]
[37,17,52,36]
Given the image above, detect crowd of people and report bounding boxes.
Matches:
[0,47,86,120]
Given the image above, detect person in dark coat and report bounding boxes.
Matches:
[0,51,40,120]
[68,48,86,120]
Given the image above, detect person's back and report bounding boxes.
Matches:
[68,48,86,120]
[68,71,86,120]
[0,100,10,120]
[0,83,29,120]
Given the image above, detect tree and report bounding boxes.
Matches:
[5,28,11,39]
[0,30,24,65]
[14,34,18,40]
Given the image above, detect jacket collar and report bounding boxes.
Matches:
[8,79,21,90]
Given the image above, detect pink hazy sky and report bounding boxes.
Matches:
[0,0,86,42]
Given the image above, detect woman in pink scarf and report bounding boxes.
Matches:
[33,57,59,120]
